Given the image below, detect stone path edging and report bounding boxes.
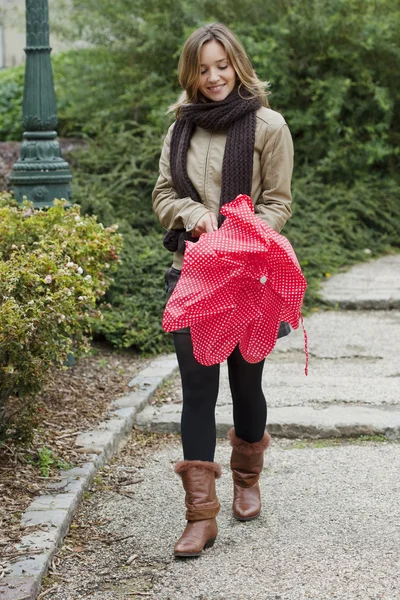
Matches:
[0,355,178,600]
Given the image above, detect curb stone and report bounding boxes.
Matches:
[0,354,178,600]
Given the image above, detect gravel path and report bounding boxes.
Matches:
[42,433,400,600]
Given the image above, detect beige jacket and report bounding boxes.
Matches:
[152,106,294,270]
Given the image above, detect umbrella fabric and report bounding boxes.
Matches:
[163,194,308,372]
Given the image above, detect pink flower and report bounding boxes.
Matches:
[44,275,52,284]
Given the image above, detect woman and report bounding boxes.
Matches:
[152,22,294,557]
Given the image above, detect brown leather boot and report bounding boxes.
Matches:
[228,428,271,521]
[174,460,221,557]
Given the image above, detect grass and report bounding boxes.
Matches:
[27,445,75,477]
[288,434,395,449]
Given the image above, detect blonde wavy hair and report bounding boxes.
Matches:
[169,22,270,116]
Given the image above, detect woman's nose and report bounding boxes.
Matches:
[208,68,220,82]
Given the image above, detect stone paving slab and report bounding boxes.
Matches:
[137,402,400,439]
[136,310,400,437]
[320,254,400,308]
[273,308,400,360]
[219,310,400,407]
[161,311,400,410]
[264,310,400,406]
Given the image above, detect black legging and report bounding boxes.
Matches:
[173,332,267,462]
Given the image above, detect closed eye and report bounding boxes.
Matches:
[200,65,229,75]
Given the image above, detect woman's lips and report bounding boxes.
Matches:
[208,84,225,92]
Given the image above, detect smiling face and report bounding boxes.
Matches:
[198,39,236,101]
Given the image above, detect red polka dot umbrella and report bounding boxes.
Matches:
[163,194,308,372]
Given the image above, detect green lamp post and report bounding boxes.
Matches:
[10,0,72,208]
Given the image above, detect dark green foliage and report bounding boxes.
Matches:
[286,176,400,305]
[226,0,400,185]
[48,0,400,185]
[93,223,173,353]
[69,122,167,233]
[69,125,174,353]
[63,122,175,353]
[50,0,201,134]
[0,65,24,141]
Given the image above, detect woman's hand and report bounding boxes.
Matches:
[191,212,218,238]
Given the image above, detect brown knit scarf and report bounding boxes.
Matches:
[163,87,262,254]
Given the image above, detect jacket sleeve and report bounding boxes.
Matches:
[152,123,212,231]
[255,122,294,232]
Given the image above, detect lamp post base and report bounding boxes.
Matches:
[10,131,72,208]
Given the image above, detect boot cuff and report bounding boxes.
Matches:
[174,460,222,478]
[228,428,271,455]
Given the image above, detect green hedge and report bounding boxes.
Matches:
[286,176,400,302]
[94,224,173,353]
[69,124,174,353]
[0,65,24,141]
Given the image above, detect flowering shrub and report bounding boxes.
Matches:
[0,192,122,423]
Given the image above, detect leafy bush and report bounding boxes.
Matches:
[50,0,200,134]
[0,192,122,432]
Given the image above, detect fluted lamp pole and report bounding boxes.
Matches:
[10,0,72,208]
